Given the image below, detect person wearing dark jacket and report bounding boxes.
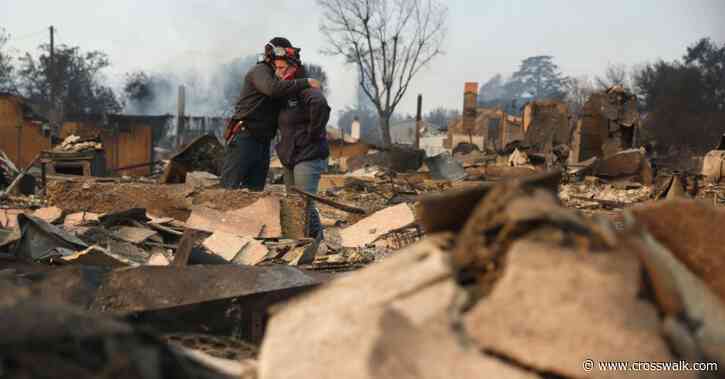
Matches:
[221,37,320,190]
[274,56,330,239]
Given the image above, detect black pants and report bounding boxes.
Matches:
[221,133,271,191]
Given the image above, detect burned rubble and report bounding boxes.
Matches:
[0,86,724,378]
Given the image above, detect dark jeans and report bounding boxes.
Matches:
[221,133,271,191]
[284,159,327,239]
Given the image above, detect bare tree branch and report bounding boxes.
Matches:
[317,0,447,146]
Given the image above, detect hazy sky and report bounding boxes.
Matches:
[1,0,723,117]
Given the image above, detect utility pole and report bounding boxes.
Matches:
[48,25,55,147]
[415,94,422,149]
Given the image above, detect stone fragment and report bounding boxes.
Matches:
[64,212,100,228]
[339,203,415,247]
[32,207,63,224]
[186,197,282,238]
[202,231,251,261]
[232,239,269,266]
[113,226,158,244]
[463,240,685,379]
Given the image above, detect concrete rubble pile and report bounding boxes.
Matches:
[257,172,724,378]
[2,117,725,378]
[0,141,445,377]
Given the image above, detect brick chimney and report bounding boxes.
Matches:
[463,82,478,134]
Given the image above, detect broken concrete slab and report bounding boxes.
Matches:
[463,240,682,379]
[32,207,63,224]
[187,197,282,239]
[186,206,258,237]
[258,236,458,379]
[112,226,159,244]
[232,238,269,266]
[202,231,250,261]
[226,196,282,238]
[631,199,725,302]
[64,212,100,228]
[365,309,542,379]
[263,305,539,379]
[339,203,415,248]
[147,252,170,266]
[62,245,132,268]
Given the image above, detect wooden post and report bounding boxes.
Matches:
[176,85,186,148]
[415,94,422,149]
[172,228,197,267]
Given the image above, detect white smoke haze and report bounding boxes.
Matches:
[122,53,259,117]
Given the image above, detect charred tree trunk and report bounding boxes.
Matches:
[379,113,392,147]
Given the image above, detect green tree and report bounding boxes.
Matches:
[683,37,725,111]
[0,27,16,93]
[633,38,725,152]
[506,55,568,100]
[16,43,121,117]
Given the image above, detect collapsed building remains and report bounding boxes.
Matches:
[445,82,523,153]
[521,99,571,158]
[571,85,641,162]
[1,72,724,378]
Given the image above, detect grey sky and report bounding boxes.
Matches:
[1,0,723,117]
